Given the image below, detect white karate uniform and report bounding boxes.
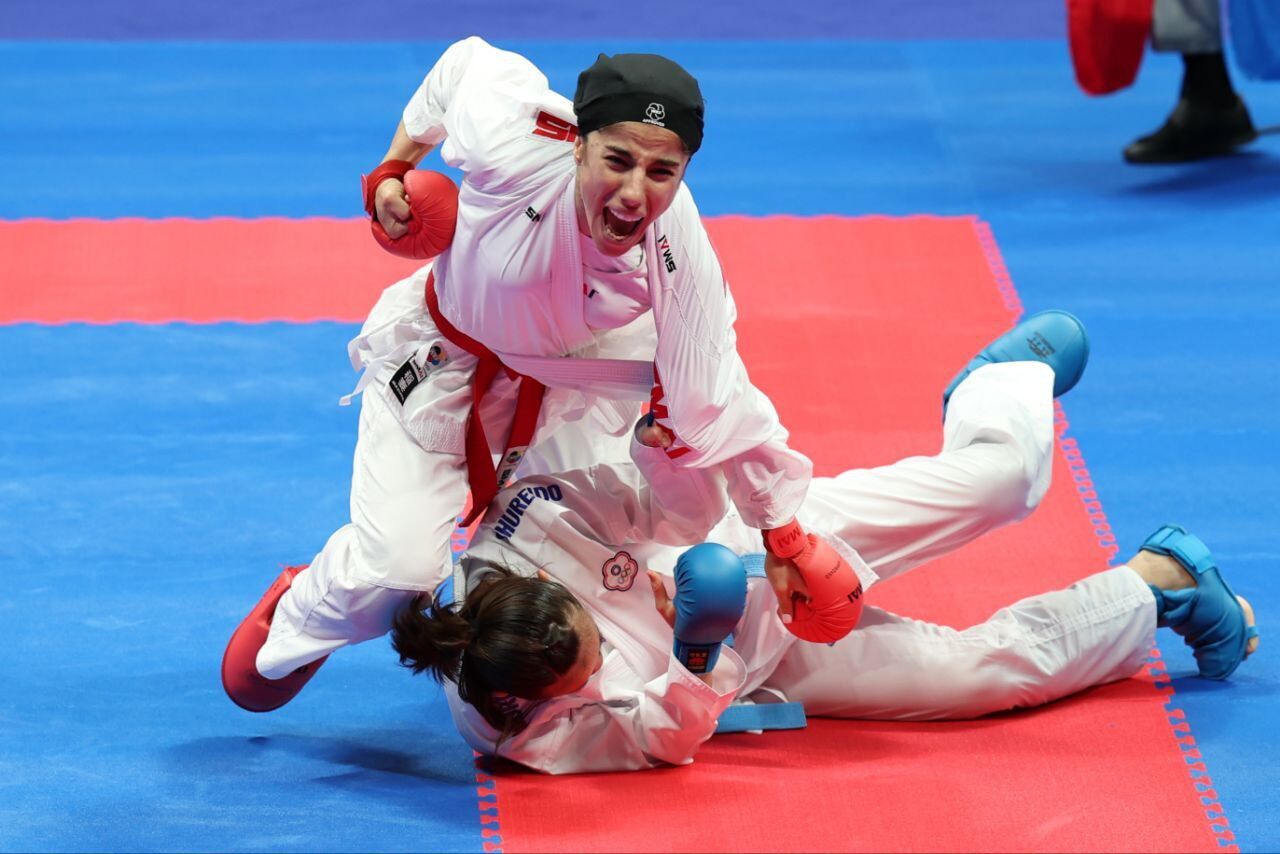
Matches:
[443,363,1158,774]
[257,37,810,678]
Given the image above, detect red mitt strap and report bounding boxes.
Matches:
[762,518,807,560]
[361,159,416,216]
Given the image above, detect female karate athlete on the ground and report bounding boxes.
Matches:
[223,38,831,712]
[389,316,1259,775]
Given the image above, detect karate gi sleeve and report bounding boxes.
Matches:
[401,36,569,191]
[495,651,746,774]
[649,187,813,530]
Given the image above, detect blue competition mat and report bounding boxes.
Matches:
[0,324,483,852]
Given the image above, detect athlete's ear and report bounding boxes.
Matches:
[537,569,552,582]
[573,135,585,165]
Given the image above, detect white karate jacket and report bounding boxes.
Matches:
[402,36,812,529]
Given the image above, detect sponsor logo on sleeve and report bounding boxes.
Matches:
[601,550,640,592]
[657,234,677,273]
[532,110,579,143]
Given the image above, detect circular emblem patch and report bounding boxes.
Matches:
[602,550,640,592]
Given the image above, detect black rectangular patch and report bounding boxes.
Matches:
[388,358,420,405]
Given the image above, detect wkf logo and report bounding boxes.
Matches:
[644,102,666,126]
[601,550,640,592]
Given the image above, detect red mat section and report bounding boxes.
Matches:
[1,215,1222,850]
[0,218,421,324]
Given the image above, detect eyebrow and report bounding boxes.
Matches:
[604,144,681,170]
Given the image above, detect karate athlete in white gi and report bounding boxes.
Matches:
[222,38,842,713]
[390,318,1259,775]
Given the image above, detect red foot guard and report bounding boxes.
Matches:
[221,565,328,712]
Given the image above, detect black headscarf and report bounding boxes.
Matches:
[573,53,705,153]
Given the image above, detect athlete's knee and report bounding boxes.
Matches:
[926,613,1058,717]
[968,442,1043,525]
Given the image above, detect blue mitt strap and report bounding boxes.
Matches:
[715,701,807,734]
[741,553,767,578]
[1142,525,1216,576]
[717,554,806,731]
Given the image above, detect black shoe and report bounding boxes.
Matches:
[1123,96,1258,164]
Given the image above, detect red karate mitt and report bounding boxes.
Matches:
[362,163,459,259]
[764,520,864,644]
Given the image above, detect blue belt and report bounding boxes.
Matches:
[716,700,807,734]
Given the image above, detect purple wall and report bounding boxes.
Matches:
[2,0,1065,40]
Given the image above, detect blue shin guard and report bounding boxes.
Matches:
[943,310,1090,410]
[1143,525,1258,680]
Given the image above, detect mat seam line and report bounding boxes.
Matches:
[972,216,1240,854]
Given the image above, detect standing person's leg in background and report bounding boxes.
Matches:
[1125,0,1258,163]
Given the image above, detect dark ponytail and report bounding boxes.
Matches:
[390,562,583,737]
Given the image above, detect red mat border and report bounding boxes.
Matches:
[1058,402,1237,852]
[975,219,1238,853]
[475,753,504,853]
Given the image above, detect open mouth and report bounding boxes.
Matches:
[603,208,643,242]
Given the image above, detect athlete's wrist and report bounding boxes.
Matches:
[762,518,806,559]
[361,159,415,216]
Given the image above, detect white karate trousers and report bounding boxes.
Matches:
[761,362,1156,719]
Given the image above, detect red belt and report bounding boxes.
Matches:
[424,273,546,526]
